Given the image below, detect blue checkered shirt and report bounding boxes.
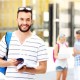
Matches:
[74,40,80,66]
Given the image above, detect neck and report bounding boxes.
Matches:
[15,30,32,38]
[15,30,32,44]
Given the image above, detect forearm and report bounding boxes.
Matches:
[0,58,18,67]
[0,59,10,67]
[18,61,47,74]
[25,65,46,74]
[76,50,80,54]
[73,48,80,55]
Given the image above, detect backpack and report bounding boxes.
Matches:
[53,43,60,62]
[0,32,12,75]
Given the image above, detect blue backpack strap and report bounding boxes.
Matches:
[0,32,12,75]
[5,32,12,55]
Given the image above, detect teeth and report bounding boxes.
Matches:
[23,26,27,28]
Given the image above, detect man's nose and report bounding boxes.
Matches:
[23,20,27,24]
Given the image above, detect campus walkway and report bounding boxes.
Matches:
[36,68,74,80]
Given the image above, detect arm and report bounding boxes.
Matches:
[0,35,19,67]
[0,58,19,67]
[54,44,59,59]
[18,60,47,74]
[73,48,80,56]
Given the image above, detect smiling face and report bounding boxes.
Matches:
[17,12,32,32]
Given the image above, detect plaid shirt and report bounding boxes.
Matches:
[74,40,80,66]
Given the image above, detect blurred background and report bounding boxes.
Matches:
[0,0,80,47]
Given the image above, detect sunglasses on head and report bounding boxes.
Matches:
[18,7,32,11]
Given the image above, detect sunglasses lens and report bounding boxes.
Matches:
[18,7,24,10]
[25,7,32,10]
[18,7,32,11]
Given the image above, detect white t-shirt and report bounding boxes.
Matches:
[0,32,48,80]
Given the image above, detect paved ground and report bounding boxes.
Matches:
[36,68,74,80]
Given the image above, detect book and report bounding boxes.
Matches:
[16,58,36,70]
[58,53,70,59]
[58,48,70,59]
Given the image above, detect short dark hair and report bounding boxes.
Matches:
[17,6,32,19]
[76,30,80,34]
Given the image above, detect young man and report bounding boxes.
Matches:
[0,6,48,80]
[73,30,80,80]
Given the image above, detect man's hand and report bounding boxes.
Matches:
[73,48,78,57]
[17,61,47,74]
[17,65,34,73]
[8,59,19,66]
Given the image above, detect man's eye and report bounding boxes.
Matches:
[20,18,23,20]
[26,18,30,21]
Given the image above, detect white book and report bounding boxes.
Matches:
[58,53,70,59]
[17,61,36,70]
[58,47,70,59]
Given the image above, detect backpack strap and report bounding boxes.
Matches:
[5,32,12,56]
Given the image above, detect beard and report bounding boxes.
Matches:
[18,24,31,32]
